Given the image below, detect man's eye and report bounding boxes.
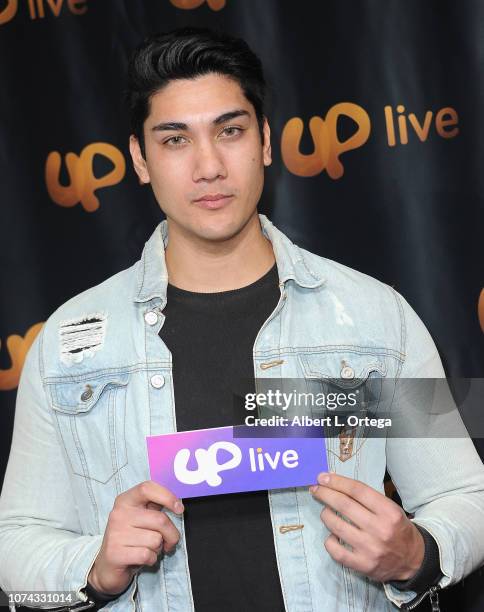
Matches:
[221,126,242,137]
[164,136,187,147]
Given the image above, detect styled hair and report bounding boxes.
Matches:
[125,26,267,158]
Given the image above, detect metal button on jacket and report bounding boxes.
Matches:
[340,366,355,379]
[150,374,165,389]
[80,385,93,401]
[144,311,158,326]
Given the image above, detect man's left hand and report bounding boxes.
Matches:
[310,472,425,583]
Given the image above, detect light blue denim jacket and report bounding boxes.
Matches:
[1,214,484,612]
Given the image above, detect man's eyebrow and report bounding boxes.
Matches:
[151,109,251,132]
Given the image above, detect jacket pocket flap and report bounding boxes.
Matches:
[299,352,387,389]
[47,372,129,413]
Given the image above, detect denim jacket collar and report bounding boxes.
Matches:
[133,213,325,303]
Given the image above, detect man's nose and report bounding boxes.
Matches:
[192,139,227,182]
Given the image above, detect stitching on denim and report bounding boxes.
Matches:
[347,563,356,612]
[342,563,352,612]
[109,386,125,496]
[114,455,122,496]
[267,491,289,610]
[134,580,141,612]
[161,553,170,611]
[108,387,116,480]
[255,345,405,360]
[294,489,314,612]
[91,467,122,484]
[363,575,370,612]
[139,247,147,297]
[71,415,100,532]
[70,415,86,477]
[121,386,128,479]
[272,289,285,412]
[38,325,46,378]
[53,411,77,474]
[115,389,127,499]
[179,513,195,611]
[355,434,361,477]
[296,245,323,283]
[388,287,406,378]
[44,363,171,385]
[144,315,153,440]
[302,363,387,381]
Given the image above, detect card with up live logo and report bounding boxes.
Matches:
[146,425,327,498]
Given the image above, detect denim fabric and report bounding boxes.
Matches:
[1,214,484,611]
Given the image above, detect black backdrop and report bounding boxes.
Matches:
[0,1,483,609]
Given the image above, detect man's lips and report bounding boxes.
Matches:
[194,194,233,202]
[193,194,234,209]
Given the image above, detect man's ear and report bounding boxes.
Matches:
[262,116,272,167]
[129,135,150,184]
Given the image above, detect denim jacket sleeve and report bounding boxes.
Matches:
[382,289,484,608]
[0,328,104,609]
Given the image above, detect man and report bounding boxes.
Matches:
[1,26,483,612]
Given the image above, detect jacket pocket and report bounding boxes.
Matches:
[46,372,129,483]
[298,351,389,462]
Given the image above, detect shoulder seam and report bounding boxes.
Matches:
[387,286,406,378]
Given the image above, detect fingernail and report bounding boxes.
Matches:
[174,500,184,513]
[318,473,330,485]
[309,485,318,494]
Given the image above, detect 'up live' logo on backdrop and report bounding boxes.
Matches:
[147,425,327,498]
[169,0,225,10]
[282,102,459,179]
[0,0,87,25]
[0,322,43,391]
[45,142,126,212]
[0,0,222,25]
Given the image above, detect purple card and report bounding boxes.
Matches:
[146,425,327,498]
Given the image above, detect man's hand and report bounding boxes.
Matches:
[310,472,425,583]
[88,480,184,595]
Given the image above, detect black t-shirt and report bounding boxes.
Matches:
[159,262,286,611]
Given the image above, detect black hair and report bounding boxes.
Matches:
[125,26,267,158]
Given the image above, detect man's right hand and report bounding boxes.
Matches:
[87,480,184,596]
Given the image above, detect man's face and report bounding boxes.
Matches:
[129,73,272,242]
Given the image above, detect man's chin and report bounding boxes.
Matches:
[193,224,245,243]
[191,212,256,244]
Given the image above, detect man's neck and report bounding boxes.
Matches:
[164,213,276,292]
